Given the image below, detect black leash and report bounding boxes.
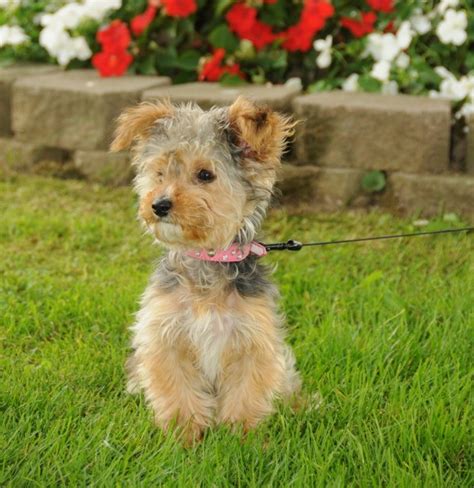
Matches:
[263,227,474,252]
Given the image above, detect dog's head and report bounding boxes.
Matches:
[111,97,295,250]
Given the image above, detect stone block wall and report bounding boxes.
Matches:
[1,64,473,218]
[1,65,170,184]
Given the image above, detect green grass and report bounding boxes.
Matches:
[1,175,473,487]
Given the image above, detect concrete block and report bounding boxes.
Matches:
[73,150,132,186]
[465,113,474,175]
[389,172,474,217]
[142,82,301,111]
[0,137,66,172]
[293,92,451,174]
[0,64,59,136]
[278,164,365,209]
[12,70,170,151]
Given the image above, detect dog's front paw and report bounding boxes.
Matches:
[156,416,207,447]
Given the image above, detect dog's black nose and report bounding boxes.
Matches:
[152,198,172,217]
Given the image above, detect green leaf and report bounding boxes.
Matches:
[219,73,248,86]
[466,51,474,71]
[358,75,382,93]
[215,0,233,15]
[260,2,287,28]
[137,55,158,75]
[308,80,335,93]
[176,50,201,71]
[361,171,386,193]
[208,24,239,52]
[270,50,287,70]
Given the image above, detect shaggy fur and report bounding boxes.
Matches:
[112,97,301,444]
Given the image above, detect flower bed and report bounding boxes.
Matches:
[0,0,472,116]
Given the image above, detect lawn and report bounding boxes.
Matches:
[1,175,473,487]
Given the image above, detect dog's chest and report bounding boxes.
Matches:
[185,306,236,383]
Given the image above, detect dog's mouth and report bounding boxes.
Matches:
[153,221,185,245]
[156,215,173,224]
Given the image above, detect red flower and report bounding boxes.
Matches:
[282,0,334,52]
[384,20,396,33]
[94,20,133,77]
[227,0,333,52]
[341,11,377,38]
[131,5,158,36]
[226,4,256,37]
[96,20,131,51]
[199,48,225,81]
[92,50,133,77]
[226,3,276,49]
[199,48,244,82]
[366,0,394,13]
[162,0,197,17]
[282,24,315,52]
[301,0,335,30]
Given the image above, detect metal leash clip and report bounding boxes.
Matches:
[264,240,303,252]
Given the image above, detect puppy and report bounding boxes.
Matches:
[112,97,301,444]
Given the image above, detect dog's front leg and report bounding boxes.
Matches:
[137,342,215,444]
[216,340,287,432]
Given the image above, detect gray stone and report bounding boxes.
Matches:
[293,92,451,174]
[73,150,133,186]
[0,64,60,136]
[466,113,474,175]
[389,172,474,217]
[142,82,301,111]
[12,70,170,151]
[277,164,364,209]
[0,137,66,173]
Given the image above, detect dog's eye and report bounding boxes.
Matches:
[197,169,215,183]
[157,171,163,178]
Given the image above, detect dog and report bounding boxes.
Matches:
[111,97,301,444]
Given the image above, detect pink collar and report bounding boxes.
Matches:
[185,241,267,262]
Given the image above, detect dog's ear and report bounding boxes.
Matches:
[111,100,174,152]
[228,96,296,167]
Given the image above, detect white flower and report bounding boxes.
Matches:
[410,9,431,35]
[82,0,122,21]
[434,66,454,80]
[0,0,21,8]
[381,80,399,95]
[459,103,474,118]
[314,35,332,69]
[430,69,474,102]
[395,52,410,69]
[436,9,467,45]
[371,60,391,82]
[366,24,414,84]
[439,79,469,100]
[316,52,331,69]
[436,0,459,15]
[342,73,359,92]
[284,77,303,91]
[40,26,91,66]
[396,21,414,50]
[54,4,86,29]
[39,24,69,55]
[366,33,400,62]
[38,0,121,65]
[0,25,29,47]
[366,22,414,64]
[71,36,92,61]
[54,36,92,66]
